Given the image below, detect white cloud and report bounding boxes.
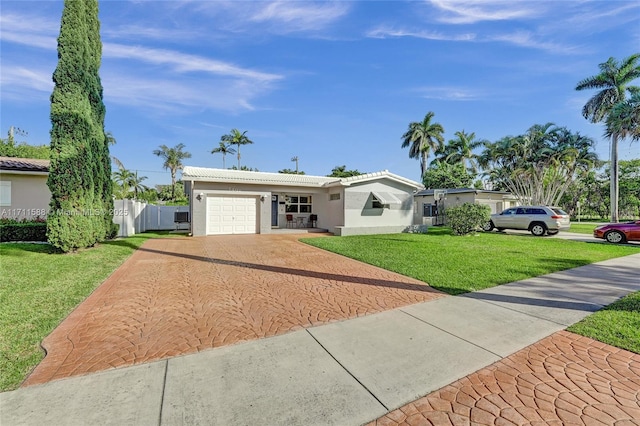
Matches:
[428,0,542,24]
[0,66,53,101]
[181,0,349,35]
[0,13,57,50]
[366,26,476,41]
[103,25,199,42]
[366,24,575,54]
[104,43,283,83]
[487,31,579,54]
[415,86,483,101]
[102,74,252,112]
[248,1,350,33]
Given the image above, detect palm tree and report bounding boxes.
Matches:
[438,130,485,173]
[128,171,148,199]
[576,54,640,222]
[606,92,640,143]
[211,141,236,168]
[153,143,192,200]
[105,131,124,170]
[401,112,445,178]
[112,167,134,197]
[221,129,253,169]
[112,167,148,199]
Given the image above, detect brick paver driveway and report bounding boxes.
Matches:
[370,331,640,425]
[24,234,443,386]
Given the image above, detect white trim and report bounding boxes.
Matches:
[0,170,49,176]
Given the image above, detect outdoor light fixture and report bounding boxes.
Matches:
[198,192,205,201]
[260,196,265,202]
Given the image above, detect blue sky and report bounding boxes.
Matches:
[1,0,639,187]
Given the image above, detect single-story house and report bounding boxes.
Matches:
[0,157,51,220]
[182,167,424,236]
[414,188,518,226]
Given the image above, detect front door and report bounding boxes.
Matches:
[271,195,278,226]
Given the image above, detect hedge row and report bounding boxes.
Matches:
[0,222,48,242]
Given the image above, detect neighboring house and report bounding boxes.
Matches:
[182,167,424,236]
[414,188,518,226]
[0,157,51,220]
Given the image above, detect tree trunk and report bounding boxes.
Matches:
[171,170,176,200]
[610,134,619,222]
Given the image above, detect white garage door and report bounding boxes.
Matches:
[206,196,257,235]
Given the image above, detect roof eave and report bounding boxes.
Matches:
[0,169,49,175]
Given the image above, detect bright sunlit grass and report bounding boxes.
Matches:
[569,222,605,234]
[301,228,639,295]
[568,291,640,354]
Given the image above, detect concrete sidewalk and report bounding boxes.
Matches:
[2,253,639,425]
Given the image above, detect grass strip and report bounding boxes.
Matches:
[567,291,640,354]
[569,222,604,234]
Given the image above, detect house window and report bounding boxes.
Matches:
[372,197,384,209]
[285,194,312,213]
[0,181,10,206]
[423,204,437,217]
[329,193,340,201]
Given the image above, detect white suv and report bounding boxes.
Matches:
[482,206,570,236]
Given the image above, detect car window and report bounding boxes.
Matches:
[502,208,516,215]
[529,208,546,215]
[516,208,526,214]
[551,208,568,215]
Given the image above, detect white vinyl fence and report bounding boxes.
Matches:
[112,200,189,237]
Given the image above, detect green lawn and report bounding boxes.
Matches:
[568,291,640,354]
[0,232,178,391]
[569,222,605,234]
[301,228,639,295]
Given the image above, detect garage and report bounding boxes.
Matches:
[206,196,257,235]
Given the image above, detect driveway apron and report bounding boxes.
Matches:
[23,234,443,386]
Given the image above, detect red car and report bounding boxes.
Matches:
[593,220,640,243]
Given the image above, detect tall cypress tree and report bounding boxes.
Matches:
[47,0,113,251]
[85,0,115,237]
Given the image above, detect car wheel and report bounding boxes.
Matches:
[605,230,626,244]
[482,221,494,232]
[530,223,547,236]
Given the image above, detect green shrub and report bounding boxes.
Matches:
[0,219,48,242]
[446,203,491,236]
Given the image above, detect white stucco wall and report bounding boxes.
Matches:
[0,172,51,220]
[338,179,414,234]
[187,181,331,236]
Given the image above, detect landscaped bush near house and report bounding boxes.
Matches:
[446,203,491,236]
[0,218,47,242]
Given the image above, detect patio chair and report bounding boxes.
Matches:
[286,214,294,228]
[308,214,317,228]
